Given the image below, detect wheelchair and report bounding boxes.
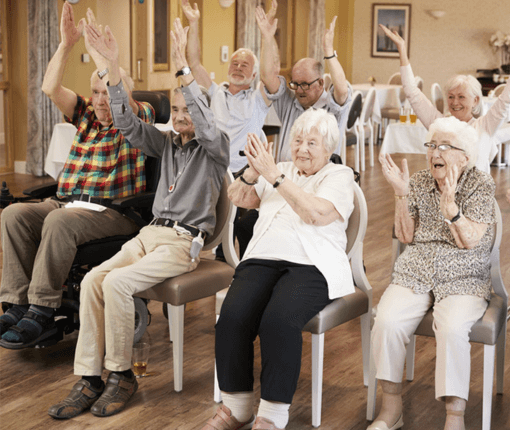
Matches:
[0,90,170,348]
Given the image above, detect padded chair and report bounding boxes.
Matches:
[414,76,424,92]
[493,83,506,97]
[367,200,507,430]
[342,90,363,169]
[213,182,372,428]
[358,88,377,171]
[431,82,444,114]
[134,171,238,392]
[381,74,406,139]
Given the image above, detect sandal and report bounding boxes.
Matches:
[0,310,57,349]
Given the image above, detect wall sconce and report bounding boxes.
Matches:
[427,10,446,19]
[219,0,235,8]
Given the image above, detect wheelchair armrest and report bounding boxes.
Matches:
[112,192,156,209]
[23,181,58,199]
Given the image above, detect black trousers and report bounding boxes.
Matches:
[215,259,332,404]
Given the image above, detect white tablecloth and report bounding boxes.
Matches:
[351,83,402,123]
[44,122,174,180]
[380,120,429,155]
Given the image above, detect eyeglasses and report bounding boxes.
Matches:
[424,142,465,153]
[289,78,320,91]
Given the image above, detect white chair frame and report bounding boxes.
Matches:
[358,88,377,171]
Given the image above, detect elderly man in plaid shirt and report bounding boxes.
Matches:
[0,2,154,349]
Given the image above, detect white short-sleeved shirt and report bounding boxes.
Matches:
[209,82,270,172]
[243,161,356,299]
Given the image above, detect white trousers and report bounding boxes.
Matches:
[371,284,488,400]
[74,225,199,375]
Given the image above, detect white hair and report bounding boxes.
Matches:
[444,75,483,116]
[231,48,259,76]
[288,108,339,153]
[428,116,479,169]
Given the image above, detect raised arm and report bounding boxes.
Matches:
[379,24,409,67]
[324,16,349,105]
[181,0,212,89]
[380,153,415,243]
[255,4,280,94]
[41,1,84,118]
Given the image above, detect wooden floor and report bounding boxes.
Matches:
[0,145,509,430]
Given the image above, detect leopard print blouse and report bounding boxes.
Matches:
[392,167,496,302]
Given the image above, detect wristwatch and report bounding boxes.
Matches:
[324,51,337,60]
[97,68,109,80]
[444,208,461,225]
[273,174,285,188]
[175,66,191,78]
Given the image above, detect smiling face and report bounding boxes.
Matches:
[447,84,479,122]
[427,131,469,184]
[290,127,331,176]
[291,60,324,109]
[171,91,195,137]
[90,74,112,126]
[228,51,256,87]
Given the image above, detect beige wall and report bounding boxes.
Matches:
[351,0,510,92]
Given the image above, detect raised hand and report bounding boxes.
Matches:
[170,18,189,69]
[379,24,406,53]
[60,1,85,48]
[181,0,200,24]
[379,153,410,196]
[266,0,278,25]
[255,6,278,38]
[83,8,106,66]
[440,164,460,220]
[323,16,337,55]
[245,133,277,180]
[84,24,119,63]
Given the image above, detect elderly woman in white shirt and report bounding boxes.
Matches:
[201,109,355,430]
[380,24,510,173]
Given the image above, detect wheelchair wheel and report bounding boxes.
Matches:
[134,297,148,344]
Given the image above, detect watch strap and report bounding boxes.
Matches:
[445,208,461,224]
[97,68,109,79]
[324,51,337,60]
[273,174,285,188]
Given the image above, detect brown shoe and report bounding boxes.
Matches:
[252,416,285,430]
[90,372,138,417]
[201,405,255,430]
[48,379,105,419]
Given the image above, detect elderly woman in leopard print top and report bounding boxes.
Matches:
[368,116,496,430]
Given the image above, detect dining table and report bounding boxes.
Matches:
[380,119,428,156]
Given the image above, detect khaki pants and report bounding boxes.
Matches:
[74,225,199,375]
[372,283,488,401]
[0,199,139,308]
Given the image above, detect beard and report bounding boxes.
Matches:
[228,73,253,87]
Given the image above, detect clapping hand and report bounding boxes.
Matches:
[380,153,410,196]
[245,133,277,180]
[60,1,85,48]
[440,164,460,220]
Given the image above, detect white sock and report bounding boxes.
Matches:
[257,399,290,429]
[221,391,254,423]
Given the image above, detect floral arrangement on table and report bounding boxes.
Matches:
[489,30,510,73]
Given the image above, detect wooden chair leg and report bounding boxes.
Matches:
[482,344,496,430]
[169,303,185,392]
[405,335,416,381]
[311,333,325,428]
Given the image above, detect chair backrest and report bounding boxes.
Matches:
[347,90,363,130]
[388,72,402,85]
[493,83,506,97]
[345,182,368,260]
[132,90,171,124]
[414,76,424,92]
[360,88,377,125]
[430,82,444,114]
[203,170,236,249]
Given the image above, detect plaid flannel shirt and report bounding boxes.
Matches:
[56,95,155,199]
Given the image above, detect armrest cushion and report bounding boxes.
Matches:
[23,182,58,199]
[112,192,156,209]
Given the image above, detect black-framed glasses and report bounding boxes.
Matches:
[424,142,465,153]
[289,78,320,91]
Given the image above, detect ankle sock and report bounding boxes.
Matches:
[221,391,254,423]
[82,375,104,390]
[1,304,54,342]
[257,399,290,429]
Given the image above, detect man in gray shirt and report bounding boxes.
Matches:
[48,19,228,420]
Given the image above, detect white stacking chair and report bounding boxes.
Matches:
[342,90,363,170]
[358,88,377,170]
[414,76,424,92]
[214,182,372,428]
[493,83,506,97]
[387,72,402,85]
[431,82,444,114]
[367,200,507,430]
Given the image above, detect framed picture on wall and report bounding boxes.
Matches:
[371,4,411,58]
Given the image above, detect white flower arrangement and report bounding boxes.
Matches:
[490,31,510,70]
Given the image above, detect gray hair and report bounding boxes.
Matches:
[173,85,211,107]
[231,48,259,76]
[428,116,479,169]
[288,108,339,153]
[444,75,483,116]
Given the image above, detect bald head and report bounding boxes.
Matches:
[291,58,324,109]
